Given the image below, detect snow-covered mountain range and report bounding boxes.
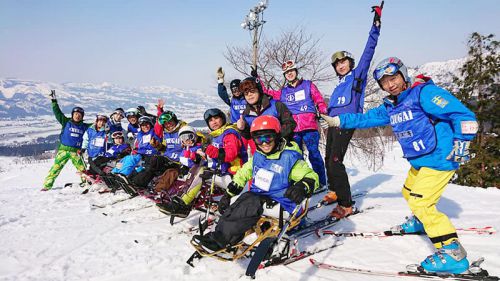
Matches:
[0,57,467,148]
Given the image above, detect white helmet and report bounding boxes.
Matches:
[178,126,196,142]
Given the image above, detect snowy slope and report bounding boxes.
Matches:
[1,145,499,281]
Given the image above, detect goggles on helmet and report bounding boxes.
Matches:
[374,63,401,81]
[179,133,196,143]
[203,108,223,122]
[111,131,124,139]
[159,112,175,125]
[281,60,295,71]
[96,115,108,121]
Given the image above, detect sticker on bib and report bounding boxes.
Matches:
[254,168,274,192]
[294,90,306,101]
[180,157,189,166]
[142,134,151,143]
[94,137,105,147]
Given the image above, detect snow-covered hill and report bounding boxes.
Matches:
[0,145,498,281]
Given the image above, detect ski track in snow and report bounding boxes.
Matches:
[0,147,499,281]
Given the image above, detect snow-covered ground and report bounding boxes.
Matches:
[0,146,499,281]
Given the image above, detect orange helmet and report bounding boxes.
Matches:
[250,115,281,135]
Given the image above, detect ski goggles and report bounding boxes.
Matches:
[253,133,277,145]
[179,133,196,142]
[112,110,124,118]
[231,86,240,93]
[96,115,108,121]
[331,51,353,64]
[374,61,403,81]
[159,112,175,125]
[203,108,223,121]
[125,112,138,118]
[111,131,124,139]
[281,60,295,71]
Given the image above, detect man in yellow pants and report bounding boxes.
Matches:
[320,57,478,274]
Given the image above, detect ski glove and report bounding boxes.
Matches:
[49,90,57,101]
[319,114,340,128]
[446,139,471,164]
[216,67,225,83]
[284,181,311,204]
[251,66,258,78]
[371,1,384,27]
[77,149,86,156]
[226,181,243,197]
[205,145,220,159]
[218,192,232,214]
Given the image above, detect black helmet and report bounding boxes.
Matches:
[203,108,226,129]
[111,108,125,118]
[71,107,85,118]
[230,79,241,91]
[138,116,153,126]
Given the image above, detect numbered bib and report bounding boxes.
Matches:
[254,168,274,192]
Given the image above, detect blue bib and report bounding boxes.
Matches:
[230,98,247,123]
[105,143,130,158]
[163,130,183,162]
[280,80,316,115]
[386,83,437,158]
[60,121,87,148]
[87,127,107,158]
[250,148,302,213]
[137,130,158,156]
[244,99,280,127]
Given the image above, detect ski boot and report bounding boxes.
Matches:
[420,240,470,274]
[192,232,225,253]
[157,196,191,218]
[322,191,337,204]
[330,204,353,219]
[115,174,138,196]
[391,215,425,234]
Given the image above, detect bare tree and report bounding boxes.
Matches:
[225,26,334,89]
[225,26,394,171]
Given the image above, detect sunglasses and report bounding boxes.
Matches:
[242,87,259,96]
[281,60,294,71]
[253,134,276,145]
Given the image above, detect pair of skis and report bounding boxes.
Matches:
[309,258,499,281]
[316,226,497,238]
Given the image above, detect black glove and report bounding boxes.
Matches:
[284,181,310,204]
[217,147,225,163]
[49,90,57,101]
[251,66,258,78]
[371,1,384,26]
[226,181,243,197]
[218,192,232,214]
[77,149,86,156]
[179,165,190,176]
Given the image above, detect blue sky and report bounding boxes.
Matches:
[1,0,499,92]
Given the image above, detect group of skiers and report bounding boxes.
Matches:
[41,2,480,276]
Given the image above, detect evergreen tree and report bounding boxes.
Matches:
[452,33,499,188]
